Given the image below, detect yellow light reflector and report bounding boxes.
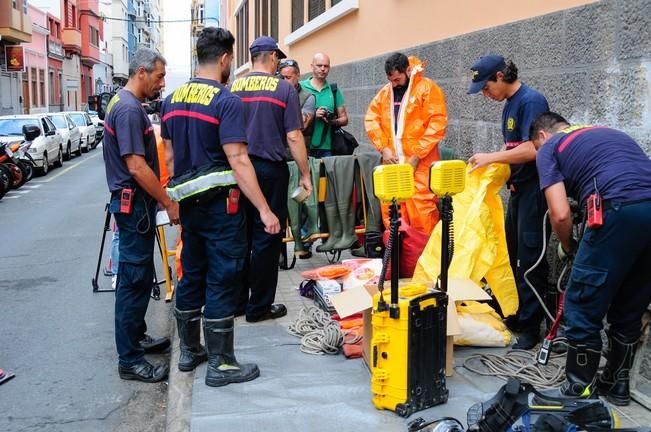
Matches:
[429,160,467,196]
[373,164,415,202]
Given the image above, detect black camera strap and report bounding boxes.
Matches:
[316,82,339,148]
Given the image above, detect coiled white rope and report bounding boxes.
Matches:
[287,306,361,355]
[463,349,566,389]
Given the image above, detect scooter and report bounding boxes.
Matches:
[0,141,33,189]
[0,125,39,191]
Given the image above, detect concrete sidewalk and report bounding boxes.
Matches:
[167,248,651,431]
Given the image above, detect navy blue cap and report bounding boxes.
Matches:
[249,36,287,59]
[467,55,506,94]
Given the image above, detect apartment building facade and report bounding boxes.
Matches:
[190,0,222,75]
[79,0,102,104]
[0,0,32,115]
[93,0,114,94]
[24,4,49,114]
[112,0,129,85]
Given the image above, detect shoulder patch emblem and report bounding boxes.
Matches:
[507,117,515,131]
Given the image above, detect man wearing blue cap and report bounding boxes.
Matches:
[230,36,312,323]
[467,55,550,350]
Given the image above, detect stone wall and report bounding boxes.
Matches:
[326,0,651,156]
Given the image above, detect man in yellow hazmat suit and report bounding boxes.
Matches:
[365,53,447,235]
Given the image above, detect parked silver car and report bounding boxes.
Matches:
[66,111,97,152]
[0,114,64,175]
[48,113,82,160]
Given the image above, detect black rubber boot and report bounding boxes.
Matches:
[175,308,207,372]
[203,316,260,387]
[534,343,600,405]
[597,331,637,406]
[512,326,540,350]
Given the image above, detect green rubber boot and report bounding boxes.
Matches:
[286,161,306,255]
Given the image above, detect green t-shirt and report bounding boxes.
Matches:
[300,78,345,150]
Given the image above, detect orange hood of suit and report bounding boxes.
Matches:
[365,56,448,234]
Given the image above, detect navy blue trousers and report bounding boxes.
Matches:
[505,179,550,330]
[112,195,156,367]
[175,190,246,319]
[237,157,289,319]
[564,200,651,349]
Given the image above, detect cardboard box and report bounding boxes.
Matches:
[331,277,490,377]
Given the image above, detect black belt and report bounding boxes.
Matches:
[602,198,651,211]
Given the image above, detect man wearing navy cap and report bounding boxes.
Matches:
[467,55,550,350]
[230,36,312,323]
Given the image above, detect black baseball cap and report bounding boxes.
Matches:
[467,55,506,94]
[249,36,287,59]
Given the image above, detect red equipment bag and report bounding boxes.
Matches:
[383,219,429,279]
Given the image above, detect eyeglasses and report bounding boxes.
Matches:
[279,59,298,69]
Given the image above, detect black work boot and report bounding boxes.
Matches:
[512,326,540,350]
[140,334,171,353]
[119,360,169,383]
[534,343,600,405]
[597,332,637,406]
[175,308,208,372]
[203,316,260,387]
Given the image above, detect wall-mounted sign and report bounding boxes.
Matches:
[5,46,26,72]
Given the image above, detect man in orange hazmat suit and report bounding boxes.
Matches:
[365,52,447,235]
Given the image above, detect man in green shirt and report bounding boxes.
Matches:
[300,52,349,158]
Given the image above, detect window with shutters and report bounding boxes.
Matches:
[308,0,325,21]
[286,0,358,46]
[254,1,275,40]
[291,0,303,32]
[262,0,268,36]
[235,0,249,68]
[270,0,278,40]
[254,0,260,37]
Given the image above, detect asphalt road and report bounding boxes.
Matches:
[0,146,172,432]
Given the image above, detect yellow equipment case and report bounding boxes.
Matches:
[370,284,448,417]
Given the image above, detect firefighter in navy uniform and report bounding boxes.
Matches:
[160,28,280,387]
[531,112,651,405]
[230,36,312,323]
[467,55,551,350]
[103,48,179,383]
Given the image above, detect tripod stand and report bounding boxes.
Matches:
[91,203,171,300]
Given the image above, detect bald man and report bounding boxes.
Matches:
[300,53,349,158]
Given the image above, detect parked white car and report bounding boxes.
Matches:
[67,111,96,152]
[48,113,82,160]
[87,110,104,142]
[0,114,64,175]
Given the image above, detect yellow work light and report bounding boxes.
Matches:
[371,163,415,319]
[428,160,466,196]
[373,164,415,203]
[428,159,467,294]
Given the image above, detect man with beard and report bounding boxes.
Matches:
[160,27,280,387]
[365,52,448,235]
[467,55,550,350]
[103,48,179,382]
[301,52,348,158]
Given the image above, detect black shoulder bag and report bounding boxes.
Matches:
[328,83,358,156]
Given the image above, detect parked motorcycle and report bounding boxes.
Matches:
[0,125,39,194]
[0,142,36,190]
[0,162,9,200]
